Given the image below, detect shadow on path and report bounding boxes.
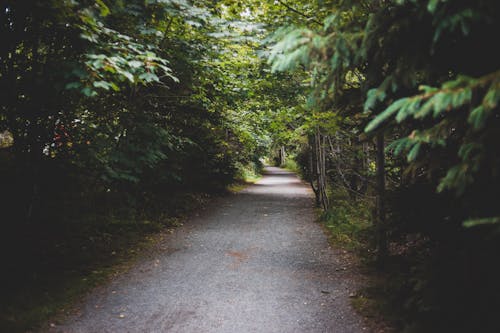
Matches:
[44,166,366,333]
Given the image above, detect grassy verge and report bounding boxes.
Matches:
[321,190,372,252]
[318,188,395,331]
[227,162,263,192]
[282,158,300,174]
[0,193,210,332]
[320,187,484,332]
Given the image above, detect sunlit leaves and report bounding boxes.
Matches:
[66,1,181,96]
[267,27,313,72]
[95,0,110,17]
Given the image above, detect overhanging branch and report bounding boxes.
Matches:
[276,0,322,26]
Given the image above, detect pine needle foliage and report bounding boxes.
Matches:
[266,0,500,330]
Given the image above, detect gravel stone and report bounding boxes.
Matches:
[45,167,367,333]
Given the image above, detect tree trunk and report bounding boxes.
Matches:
[359,142,369,195]
[280,145,286,166]
[375,133,388,264]
[309,136,320,207]
[315,128,329,210]
[348,137,361,199]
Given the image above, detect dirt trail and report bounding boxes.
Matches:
[45,167,367,333]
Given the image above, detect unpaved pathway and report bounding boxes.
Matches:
[46,167,367,333]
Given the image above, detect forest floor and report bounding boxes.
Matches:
[38,167,370,333]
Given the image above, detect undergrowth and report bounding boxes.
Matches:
[1,159,264,332]
[282,158,300,174]
[319,188,396,331]
[0,192,210,333]
[228,161,263,192]
[321,189,372,252]
[320,185,500,332]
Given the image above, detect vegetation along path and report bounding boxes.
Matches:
[45,167,366,333]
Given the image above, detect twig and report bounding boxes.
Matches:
[276,0,322,26]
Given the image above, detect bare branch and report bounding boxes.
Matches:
[276,0,322,26]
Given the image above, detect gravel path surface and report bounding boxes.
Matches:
[46,167,367,333]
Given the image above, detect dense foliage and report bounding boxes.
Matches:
[0,1,298,330]
[1,0,499,331]
[266,0,500,331]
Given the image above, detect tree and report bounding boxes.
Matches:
[265,0,500,330]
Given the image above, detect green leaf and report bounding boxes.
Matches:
[364,88,386,112]
[81,87,97,97]
[387,138,409,156]
[96,0,110,17]
[65,82,82,90]
[463,217,500,228]
[407,142,422,162]
[138,72,159,83]
[427,0,440,13]
[365,98,409,132]
[467,106,486,130]
[396,98,421,122]
[110,82,120,91]
[437,164,472,194]
[120,70,135,83]
[128,60,143,68]
[93,80,112,90]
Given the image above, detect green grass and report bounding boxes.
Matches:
[318,188,396,331]
[320,190,372,252]
[228,162,262,192]
[282,158,300,173]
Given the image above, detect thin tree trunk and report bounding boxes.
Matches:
[359,142,369,195]
[280,145,286,166]
[349,137,361,199]
[315,128,329,210]
[321,134,329,209]
[375,133,388,264]
[309,136,320,206]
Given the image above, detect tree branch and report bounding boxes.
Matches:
[276,0,322,26]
